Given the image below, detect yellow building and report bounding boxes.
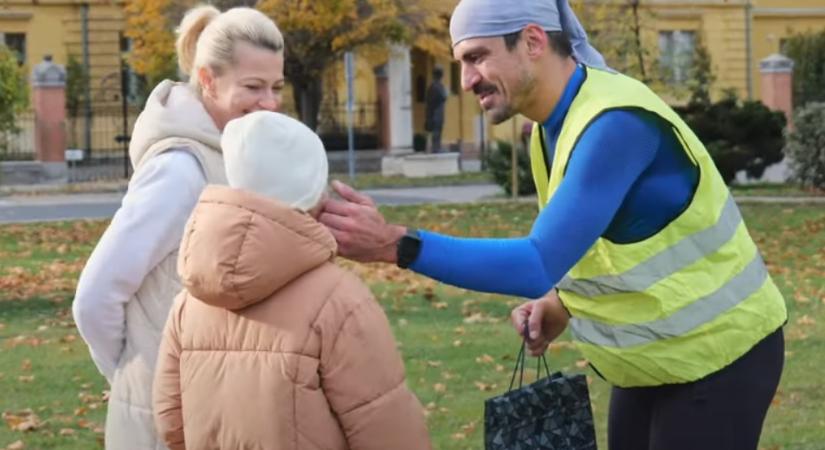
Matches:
[3,0,824,159]
[652,0,825,101]
[1,0,131,158]
[331,0,825,155]
[0,0,127,100]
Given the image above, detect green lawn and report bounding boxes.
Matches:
[730,182,825,198]
[1,202,823,449]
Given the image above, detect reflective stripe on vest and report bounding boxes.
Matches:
[557,194,741,298]
[568,252,768,348]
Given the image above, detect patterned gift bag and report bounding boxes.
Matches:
[484,330,597,450]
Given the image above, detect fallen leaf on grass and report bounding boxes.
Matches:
[6,440,24,450]
[451,433,466,440]
[461,421,477,434]
[17,376,34,383]
[423,288,437,301]
[452,340,463,347]
[433,383,447,394]
[2,410,41,432]
[771,389,784,407]
[796,315,816,326]
[58,429,75,437]
[463,313,501,324]
[575,360,589,369]
[20,360,31,372]
[475,354,495,364]
[474,381,496,392]
[441,371,457,380]
[793,292,811,304]
[426,361,442,368]
[433,302,448,310]
[76,419,100,430]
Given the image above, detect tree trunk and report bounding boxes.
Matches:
[630,1,648,83]
[292,76,323,131]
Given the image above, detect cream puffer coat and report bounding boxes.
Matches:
[105,81,226,450]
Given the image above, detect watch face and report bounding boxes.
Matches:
[398,231,422,268]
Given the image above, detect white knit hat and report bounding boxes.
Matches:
[221,111,328,211]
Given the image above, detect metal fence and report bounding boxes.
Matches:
[65,104,138,182]
[0,110,35,161]
[317,102,381,151]
[1,100,383,183]
[0,107,136,182]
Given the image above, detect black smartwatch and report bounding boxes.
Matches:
[396,228,422,269]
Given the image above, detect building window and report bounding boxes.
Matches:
[659,30,695,84]
[0,33,26,65]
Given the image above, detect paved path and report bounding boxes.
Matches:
[0,184,505,224]
[2,183,824,224]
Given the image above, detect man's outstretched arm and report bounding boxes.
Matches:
[319,110,661,298]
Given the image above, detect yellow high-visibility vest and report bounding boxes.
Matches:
[529,66,787,387]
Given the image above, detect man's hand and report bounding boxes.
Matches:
[319,180,407,263]
[510,290,570,356]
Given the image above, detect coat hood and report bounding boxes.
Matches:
[178,185,337,310]
[129,80,222,169]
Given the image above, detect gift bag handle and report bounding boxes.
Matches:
[508,319,552,392]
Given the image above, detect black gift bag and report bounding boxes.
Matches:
[484,329,598,450]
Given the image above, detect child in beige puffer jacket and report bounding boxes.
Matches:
[152,111,432,450]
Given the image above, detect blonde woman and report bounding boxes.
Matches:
[73,6,286,449]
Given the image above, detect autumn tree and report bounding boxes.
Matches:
[573,0,668,90]
[123,0,182,102]
[258,0,449,129]
[0,45,28,148]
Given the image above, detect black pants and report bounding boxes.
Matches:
[430,127,443,152]
[608,328,784,450]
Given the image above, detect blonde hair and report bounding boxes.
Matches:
[176,5,285,90]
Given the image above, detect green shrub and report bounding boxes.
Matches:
[676,91,786,184]
[483,140,536,196]
[786,102,825,190]
[0,45,28,137]
[783,30,825,108]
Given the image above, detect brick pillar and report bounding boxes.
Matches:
[759,53,794,128]
[374,65,391,153]
[32,56,68,168]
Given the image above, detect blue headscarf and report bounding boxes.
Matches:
[449,0,607,70]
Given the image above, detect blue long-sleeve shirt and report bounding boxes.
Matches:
[409,65,699,298]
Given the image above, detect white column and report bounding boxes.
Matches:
[387,44,413,153]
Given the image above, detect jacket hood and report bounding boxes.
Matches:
[129,80,222,169]
[178,185,337,310]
